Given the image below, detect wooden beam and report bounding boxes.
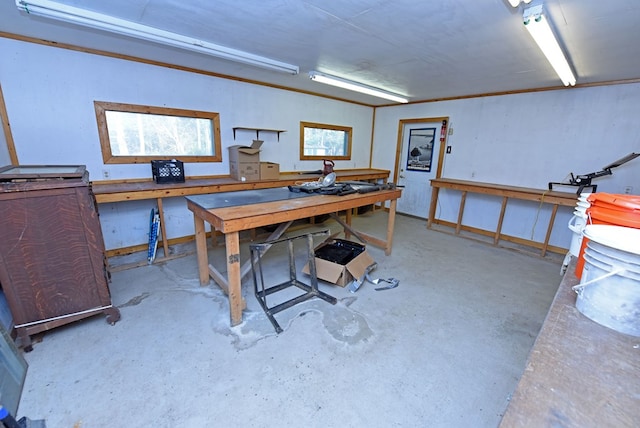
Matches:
[495,196,508,245]
[0,83,18,165]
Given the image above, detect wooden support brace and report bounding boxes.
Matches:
[456,191,467,234]
[495,196,508,245]
[542,204,559,257]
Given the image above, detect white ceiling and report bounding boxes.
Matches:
[1,0,639,106]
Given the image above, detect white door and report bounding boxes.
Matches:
[397,120,446,218]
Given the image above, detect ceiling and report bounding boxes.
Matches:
[1,0,639,106]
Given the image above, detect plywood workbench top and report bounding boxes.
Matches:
[92,168,390,203]
[500,260,640,427]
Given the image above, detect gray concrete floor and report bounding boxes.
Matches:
[17,212,564,427]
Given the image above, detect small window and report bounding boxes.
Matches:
[95,101,222,164]
[300,121,352,160]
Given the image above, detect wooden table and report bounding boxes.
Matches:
[92,169,389,259]
[500,260,640,427]
[428,178,577,256]
[186,187,402,327]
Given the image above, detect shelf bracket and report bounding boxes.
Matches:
[232,127,286,141]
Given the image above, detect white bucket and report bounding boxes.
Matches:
[574,225,640,337]
[576,201,590,210]
[574,197,590,218]
[578,192,592,202]
[567,214,587,257]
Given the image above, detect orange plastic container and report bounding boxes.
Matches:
[585,193,640,213]
[575,193,640,278]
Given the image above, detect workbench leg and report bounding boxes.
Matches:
[193,215,209,286]
[495,196,508,245]
[344,208,353,240]
[226,231,243,327]
[542,204,559,257]
[385,199,397,256]
[456,191,467,234]
[427,187,440,229]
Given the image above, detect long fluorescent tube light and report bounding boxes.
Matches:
[15,0,299,75]
[523,5,576,86]
[309,71,408,103]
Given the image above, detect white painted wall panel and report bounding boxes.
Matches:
[373,84,640,249]
[0,38,373,249]
[0,38,373,180]
[3,36,639,252]
[0,135,9,166]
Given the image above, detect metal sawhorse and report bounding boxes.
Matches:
[250,230,337,333]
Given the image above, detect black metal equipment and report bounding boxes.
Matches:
[288,180,396,196]
[548,152,639,195]
[250,230,337,334]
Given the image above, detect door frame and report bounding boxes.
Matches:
[393,116,449,184]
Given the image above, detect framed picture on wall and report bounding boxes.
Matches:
[406,127,436,172]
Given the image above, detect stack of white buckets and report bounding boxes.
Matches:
[564,192,591,270]
[566,193,640,338]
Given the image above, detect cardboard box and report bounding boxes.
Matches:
[260,162,280,180]
[302,239,375,287]
[229,140,263,180]
[230,162,260,181]
[228,140,263,163]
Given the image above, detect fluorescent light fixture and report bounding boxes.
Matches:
[309,71,408,103]
[523,5,576,86]
[15,0,299,74]
[508,0,533,8]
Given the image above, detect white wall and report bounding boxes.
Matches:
[0,38,373,250]
[0,85,10,166]
[3,36,639,252]
[0,131,9,166]
[373,85,640,248]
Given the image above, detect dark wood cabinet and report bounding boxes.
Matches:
[0,165,120,350]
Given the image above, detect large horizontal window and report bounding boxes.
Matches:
[95,101,222,164]
[300,121,352,160]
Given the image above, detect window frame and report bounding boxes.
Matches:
[94,101,222,164]
[299,121,352,160]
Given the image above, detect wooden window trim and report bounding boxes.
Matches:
[94,101,222,164]
[299,121,352,161]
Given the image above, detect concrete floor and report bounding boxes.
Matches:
[16,212,564,427]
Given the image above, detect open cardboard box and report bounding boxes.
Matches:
[228,140,263,180]
[228,139,263,161]
[302,238,375,287]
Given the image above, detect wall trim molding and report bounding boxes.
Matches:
[2,31,640,111]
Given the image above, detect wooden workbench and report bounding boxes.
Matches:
[92,168,389,259]
[186,187,402,327]
[428,178,577,256]
[500,261,640,427]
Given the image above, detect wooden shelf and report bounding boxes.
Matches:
[232,127,286,141]
[427,178,577,257]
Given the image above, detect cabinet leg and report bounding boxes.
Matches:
[15,328,33,352]
[105,307,121,325]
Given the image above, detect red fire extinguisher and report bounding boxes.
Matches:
[440,120,447,143]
